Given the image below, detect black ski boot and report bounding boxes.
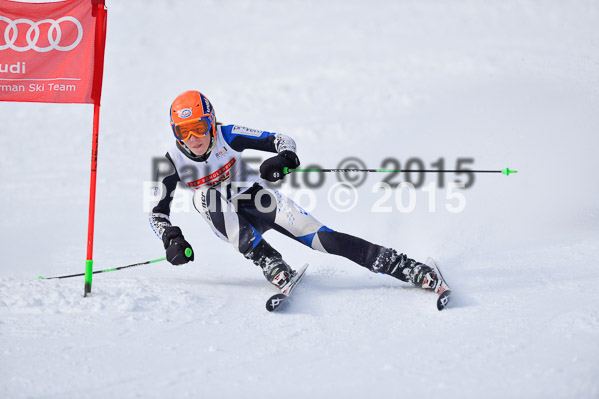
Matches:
[375,249,438,290]
[244,240,294,290]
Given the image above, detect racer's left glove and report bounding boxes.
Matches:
[259,150,300,182]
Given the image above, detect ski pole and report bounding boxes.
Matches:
[283,167,518,176]
[37,255,179,280]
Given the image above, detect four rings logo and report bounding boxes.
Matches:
[0,16,83,52]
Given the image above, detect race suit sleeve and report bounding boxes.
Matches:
[149,152,181,240]
[220,124,297,154]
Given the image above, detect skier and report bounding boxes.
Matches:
[149,90,438,292]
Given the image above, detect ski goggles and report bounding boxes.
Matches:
[171,115,214,141]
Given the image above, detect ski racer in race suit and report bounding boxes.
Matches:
[149,90,438,291]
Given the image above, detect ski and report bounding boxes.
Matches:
[266,263,309,312]
[426,258,452,311]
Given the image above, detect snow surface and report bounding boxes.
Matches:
[1,0,599,398]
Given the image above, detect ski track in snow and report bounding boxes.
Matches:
[2,237,599,398]
[2,0,599,398]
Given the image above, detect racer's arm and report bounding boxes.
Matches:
[149,153,180,239]
[221,124,300,181]
[149,153,194,265]
[221,124,296,154]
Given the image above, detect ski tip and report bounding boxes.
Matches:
[37,276,44,280]
[266,293,287,312]
[437,290,452,311]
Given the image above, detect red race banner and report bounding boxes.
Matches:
[0,0,106,104]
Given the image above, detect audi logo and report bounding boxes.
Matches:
[0,16,83,52]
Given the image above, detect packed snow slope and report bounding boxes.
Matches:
[1,0,599,398]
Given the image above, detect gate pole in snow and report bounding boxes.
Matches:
[84,103,101,297]
[85,2,108,297]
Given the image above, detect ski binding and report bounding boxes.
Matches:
[427,257,452,311]
[266,263,309,312]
